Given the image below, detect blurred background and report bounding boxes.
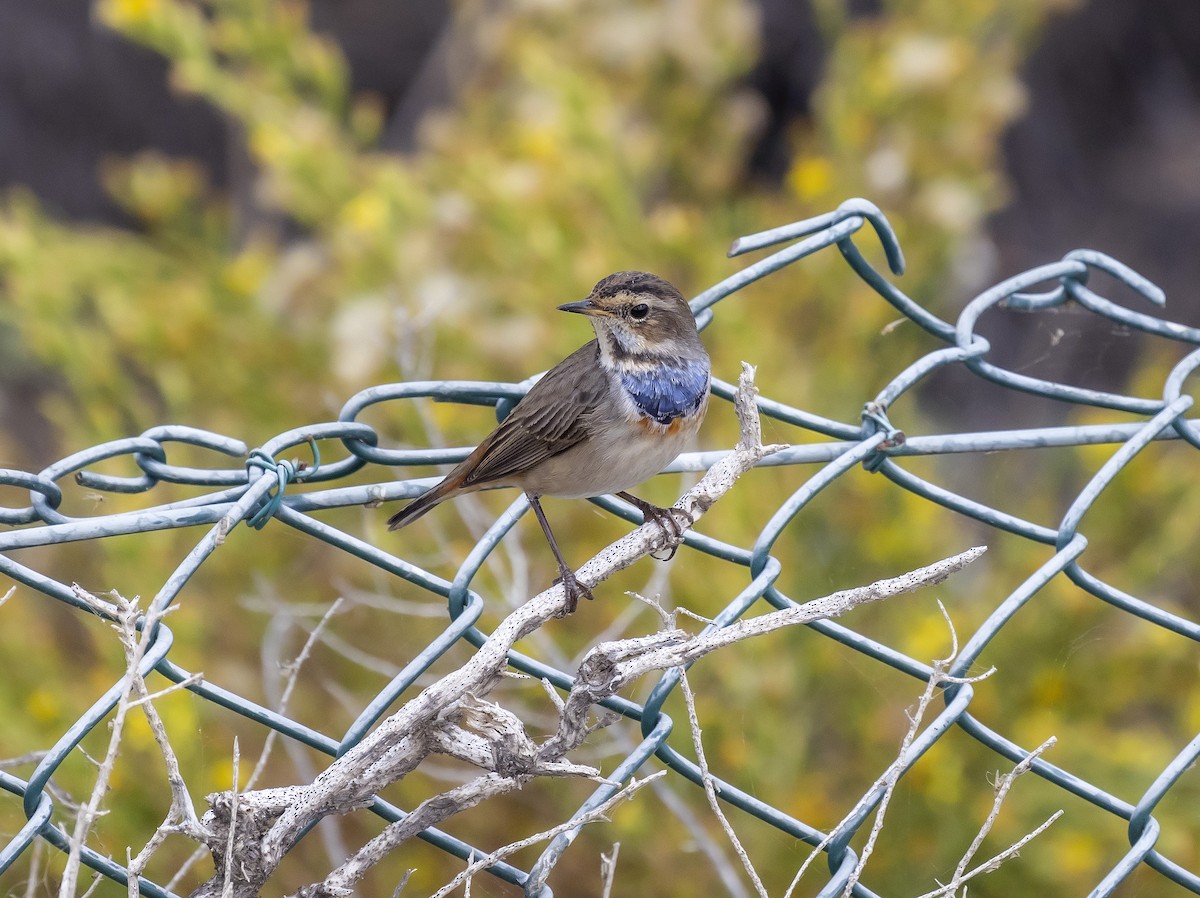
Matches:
[1,0,1199,895]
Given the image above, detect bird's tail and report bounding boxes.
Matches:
[387,476,462,530]
[388,436,496,530]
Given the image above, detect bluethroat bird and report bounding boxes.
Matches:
[387,271,710,612]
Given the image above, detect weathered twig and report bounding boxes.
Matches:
[126,670,209,879]
[221,739,241,898]
[777,603,1055,898]
[951,736,1058,883]
[424,773,666,898]
[247,596,344,792]
[912,739,1062,898]
[545,551,985,767]
[784,604,991,898]
[679,671,769,898]
[61,591,200,897]
[600,842,620,898]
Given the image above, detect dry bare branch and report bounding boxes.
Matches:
[600,842,620,898]
[423,772,666,898]
[246,597,345,792]
[60,592,168,897]
[189,364,784,897]
[784,604,993,898]
[778,603,1055,898]
[912,739,1062,898]
[679,670,769,898]
[221,739,241,898]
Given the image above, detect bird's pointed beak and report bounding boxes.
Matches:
[557,298,612,317]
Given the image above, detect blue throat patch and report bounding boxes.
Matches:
[620,358,710,424]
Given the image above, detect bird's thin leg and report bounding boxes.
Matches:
[527,494,592,613]
[614,491,690,561]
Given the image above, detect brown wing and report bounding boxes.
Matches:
[459,340,607,488]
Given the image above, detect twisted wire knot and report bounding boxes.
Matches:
[244,438,320,530]
[860,402,906,472]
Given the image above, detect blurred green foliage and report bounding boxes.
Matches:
[1,0,1197,896]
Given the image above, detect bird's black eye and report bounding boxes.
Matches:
[629,303,650,320]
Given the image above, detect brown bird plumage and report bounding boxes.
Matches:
[388,271,710,610]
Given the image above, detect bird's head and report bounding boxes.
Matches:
[557,271,704,362]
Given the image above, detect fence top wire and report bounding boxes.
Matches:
[1,198,1199,897]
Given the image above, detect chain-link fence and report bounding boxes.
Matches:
[1,199,1198,897]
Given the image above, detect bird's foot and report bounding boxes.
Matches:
[552,567,594,614]
[617,493,691,561]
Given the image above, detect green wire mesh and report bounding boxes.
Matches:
[1,199,1198,897]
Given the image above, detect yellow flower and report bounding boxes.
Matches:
[249,124,290,167]
[223,247,270,297]
[787,156,834,202]
[341,192,389,235]
[26,688,59,724]
[102,0,159,27]
[518,125,561,163]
